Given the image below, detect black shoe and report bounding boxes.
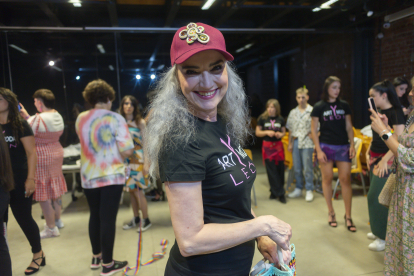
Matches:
[24,252,46,275]
[279,195,287,204]
[137,218,152,232]
[269,194,277,199]
[101,260,128,276]
[90,255,102,269]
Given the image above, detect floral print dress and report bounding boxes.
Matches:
[384,119,414,275]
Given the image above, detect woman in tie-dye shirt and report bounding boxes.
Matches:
[256,99,287,203]
[75,79,134,275]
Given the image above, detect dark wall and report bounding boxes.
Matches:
[245,32,374,128]
[373,14,414,82]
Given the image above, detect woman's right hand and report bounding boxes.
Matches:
[19,103,30,119]
[261,215,292,251]
[317,149,327,163]
[267,131,275,138]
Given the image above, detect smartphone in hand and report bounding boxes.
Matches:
[368,97,378,113]
[18,102,21,111]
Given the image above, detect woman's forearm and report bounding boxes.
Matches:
[26,150,37,179]
[311,120,321,152]
[177,216,274,257]
[384,135,400,156]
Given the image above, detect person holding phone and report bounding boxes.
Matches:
[365,80,405,251]
[370,76,414,275]
[311,76,356,232]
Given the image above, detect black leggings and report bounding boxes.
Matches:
[9,183,42,254]
[84,185,123,264]
[265,159,285,197]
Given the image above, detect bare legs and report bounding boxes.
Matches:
[130,189,149,219]
[39,197,63,228]
[320,161,353,228]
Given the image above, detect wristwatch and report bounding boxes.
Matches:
[381,131,392,141]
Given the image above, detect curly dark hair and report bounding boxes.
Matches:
[120,95,142,125]
[0,126,14,192]
[82,79,116,106]
[0,87,23,145]
[33,89,55,109]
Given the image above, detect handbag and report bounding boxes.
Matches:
[250,245,295,276]
[378,173,396,208]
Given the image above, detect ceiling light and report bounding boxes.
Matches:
[201,0,216,10]
[136,74,141,80]
[150,74,156,80]
[97,44,105,54]
[108,65,114,71]
[9,44,28,54]
[312,7,322,12]
[157,64,165,70]
[49,61,55,66]
[367,11,373,17]
[235,43,255,53]
[70,0,82,7]
[320,0,338,9]
[76,76,80,80]
[51,66,62,72]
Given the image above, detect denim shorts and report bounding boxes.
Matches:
[319,143,351,163]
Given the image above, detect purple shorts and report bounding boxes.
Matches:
[319,143,351,163]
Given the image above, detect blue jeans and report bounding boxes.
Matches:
[292,139,314,191]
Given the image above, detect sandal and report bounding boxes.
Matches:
[344,215,357,232]
[328,212,337,228]
[24,252,46,275]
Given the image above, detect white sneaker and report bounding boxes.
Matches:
[55,219,65,229]
[368,238,385,251]
[40,225,60,239]
[305,190,314,202]
[123,218,138,230]
[367,232,376,240]
[288,188,302,198]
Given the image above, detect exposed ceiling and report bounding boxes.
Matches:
[0,0,410,75]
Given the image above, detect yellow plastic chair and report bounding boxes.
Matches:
[244,149,257,207]
[332,137,366,199]
[282,133,295,192]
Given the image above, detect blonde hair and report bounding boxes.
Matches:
[296,87,308,95]
[258,99,281,120]
[144,62,251,178]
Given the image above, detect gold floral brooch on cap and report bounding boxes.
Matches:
[178,23,210,44]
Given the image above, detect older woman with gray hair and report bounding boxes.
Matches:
[145,22,292,276]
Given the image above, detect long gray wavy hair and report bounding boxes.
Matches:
[144,61,251,178]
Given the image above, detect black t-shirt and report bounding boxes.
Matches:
[159,116,256,276]
[371,107,405,154]
[311,100,351,145]
[257,116,285,142]
[1,120,34,187]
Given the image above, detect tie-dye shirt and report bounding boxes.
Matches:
[75,109,134,189]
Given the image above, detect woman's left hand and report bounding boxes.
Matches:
[25,178,35,198]
[370,109,389,135]
[19,103,30,119]
[376,159,388,178]
[349,145,356,159]
[257,236,291,267]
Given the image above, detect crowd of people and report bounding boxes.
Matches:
[0,21,414,276]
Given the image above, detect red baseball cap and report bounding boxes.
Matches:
[170,22,234,66]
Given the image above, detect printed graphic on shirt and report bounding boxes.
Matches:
[2,130,16,148]
[219,135,256,186]
[321,105,346,121]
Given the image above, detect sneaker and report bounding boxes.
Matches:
[368,238,385,251]
[288,188,302,198]
[40,225,60,239]
[55,219,65,229]
[101,260,128,276]
[91,255,102,269]
[278,195,287,204]
[305,190,314,202]
[137,218,152,232]
[367,232,376,240]
[123,217,139,230]
[269,194,277,199]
